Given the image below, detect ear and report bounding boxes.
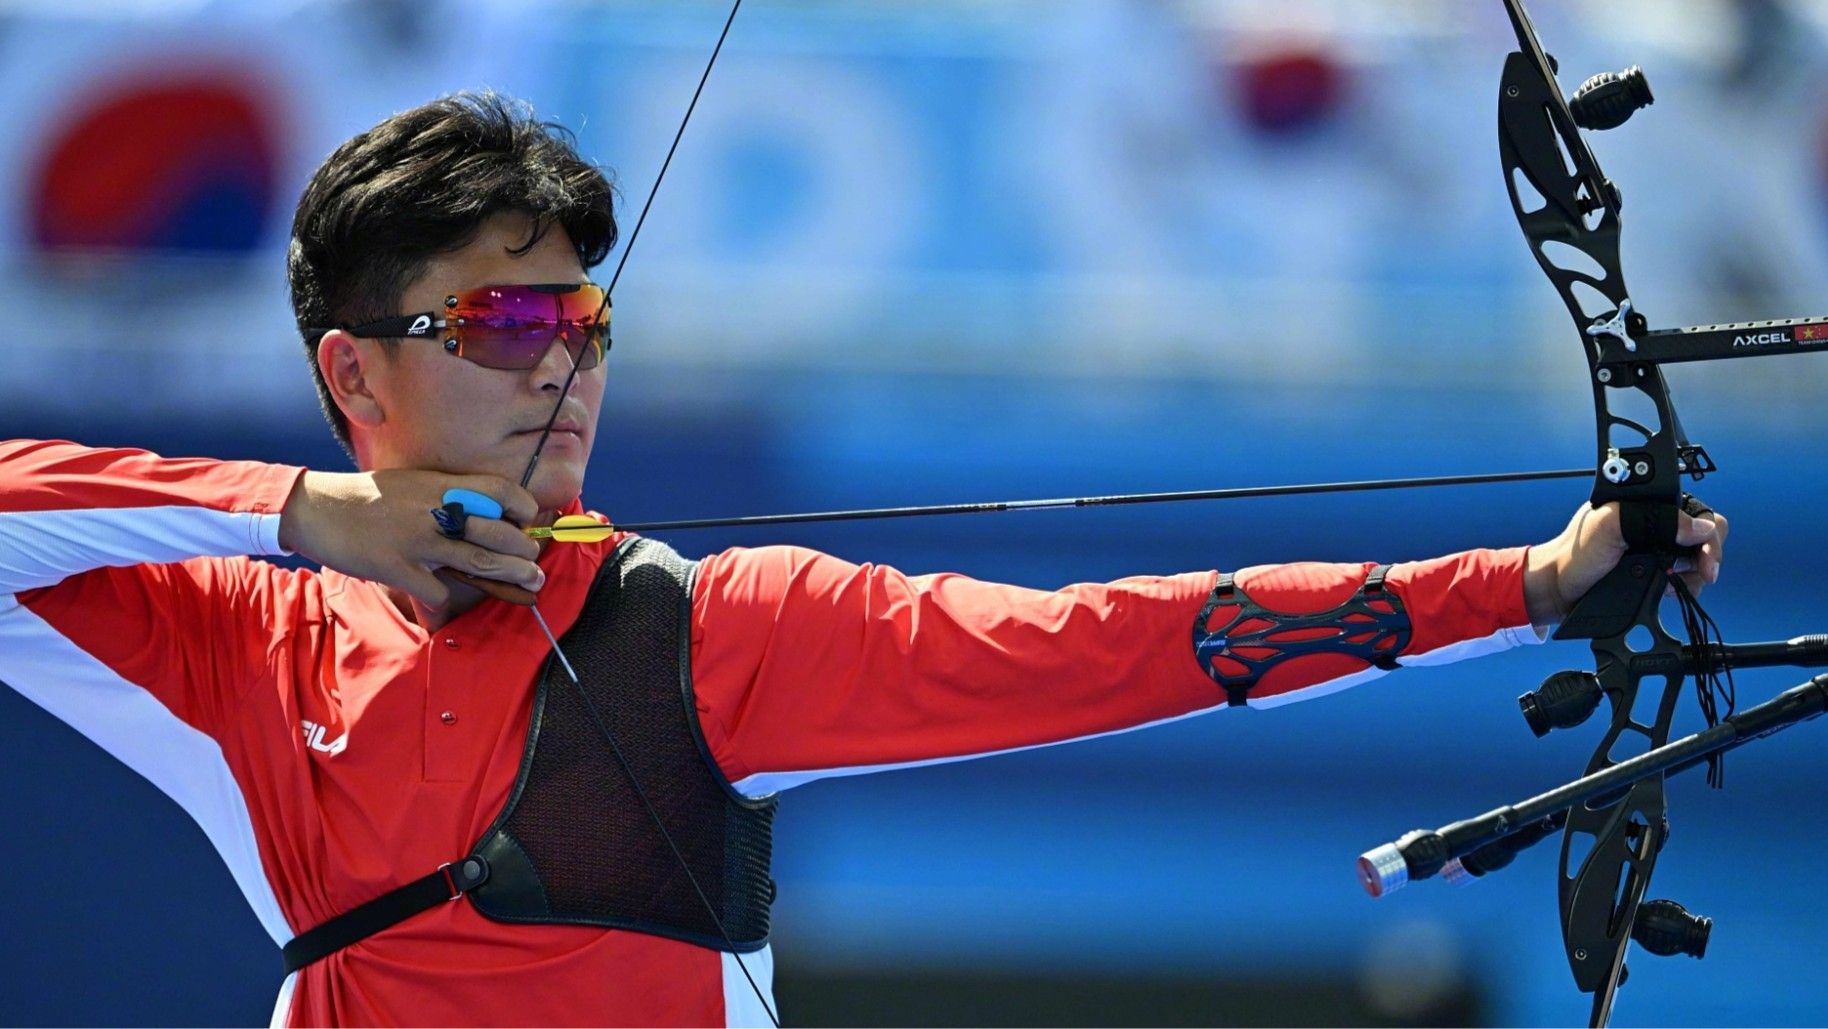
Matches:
[317,329,387,432]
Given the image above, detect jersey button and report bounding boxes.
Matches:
[440,711,458,725]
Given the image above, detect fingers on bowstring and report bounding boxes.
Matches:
[463,515,543,563]
[435,537,545,593]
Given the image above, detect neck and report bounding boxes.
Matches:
[395,574,491,633]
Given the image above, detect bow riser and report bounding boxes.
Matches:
[1498,2,1689,1015]
[1498,52,1681,507]
[1559,595,1687,997]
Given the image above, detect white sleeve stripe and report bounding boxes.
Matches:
[268,970,299,1029]
[1398,621,1546,666]
[730,700,1228,797]
[729,621,1540,797]
[0,594,293,945]
[721,946,776,1029]
[252,510,287,557]
[1245,665,1389,710]
[0,505,287,594]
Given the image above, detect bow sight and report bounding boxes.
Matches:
[1359,3,1828,1026]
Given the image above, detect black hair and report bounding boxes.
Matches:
[287,91,617,456]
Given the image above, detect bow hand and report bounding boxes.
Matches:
[1524,500,1726,628]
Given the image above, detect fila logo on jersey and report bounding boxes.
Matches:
[300,720,347,756]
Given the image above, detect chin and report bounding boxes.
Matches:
[527,460,587,513]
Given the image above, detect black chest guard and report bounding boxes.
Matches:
[468,536,777,951]
[282,537,777,972]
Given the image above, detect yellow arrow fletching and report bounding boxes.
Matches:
[525,515,617,543]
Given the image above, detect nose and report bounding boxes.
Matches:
[529,330,588,394]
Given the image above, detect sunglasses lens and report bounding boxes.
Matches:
[450,284,609,370]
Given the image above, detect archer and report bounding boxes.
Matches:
[0,91,1725,1027]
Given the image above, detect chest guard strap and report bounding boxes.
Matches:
[282,537,776,974]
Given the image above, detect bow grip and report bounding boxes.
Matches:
[1615,494,1710,557]
[1555,494,1711,641]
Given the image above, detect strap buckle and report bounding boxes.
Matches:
[438,856,491,900]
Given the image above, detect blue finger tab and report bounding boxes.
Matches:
[441,488,504,520]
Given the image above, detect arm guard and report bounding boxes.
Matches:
[1193,564,1412,707]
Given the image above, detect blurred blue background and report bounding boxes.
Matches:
[4,0,1828,1024]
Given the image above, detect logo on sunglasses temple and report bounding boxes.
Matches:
[407,314,433,336]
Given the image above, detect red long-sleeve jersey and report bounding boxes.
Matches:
[0,440,1540,1027]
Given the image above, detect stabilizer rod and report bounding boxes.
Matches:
[1358,672,1828,897]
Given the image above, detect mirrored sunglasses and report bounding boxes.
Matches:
[310,282,610,371]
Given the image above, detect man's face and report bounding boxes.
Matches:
[343,210,607,514]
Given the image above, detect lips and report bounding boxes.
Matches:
[515,419,585,437]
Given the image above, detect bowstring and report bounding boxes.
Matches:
[514,3,777,1025]
[531,0,744,485]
